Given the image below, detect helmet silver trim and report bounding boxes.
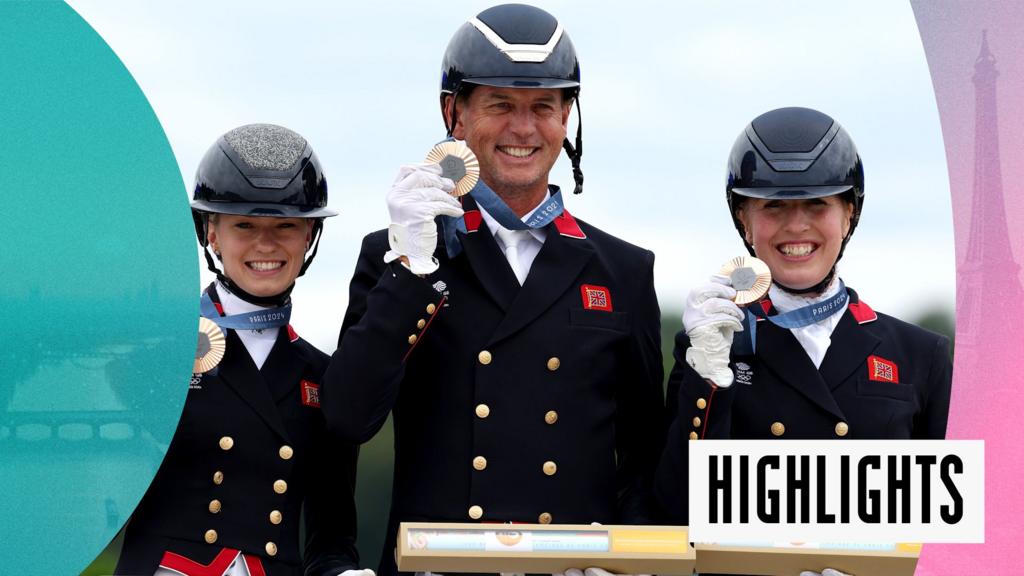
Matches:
[468,17,565,63]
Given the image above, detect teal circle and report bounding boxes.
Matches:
[0,2,195,574]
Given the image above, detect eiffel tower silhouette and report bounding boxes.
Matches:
[955,30,1024,366]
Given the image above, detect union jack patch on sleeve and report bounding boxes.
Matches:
[301,380,321,408]
[580,284,613,312]
[867,355,899,384]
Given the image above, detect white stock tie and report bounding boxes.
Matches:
[496,228,530,285]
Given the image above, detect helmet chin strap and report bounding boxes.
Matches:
[218,273,294,307]
[297,220,324,277]
[773,265,837,296]
[561,96,584,195]
[445,88,462,138]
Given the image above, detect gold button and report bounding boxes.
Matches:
[265,542,278,556]
[542,461,557,476]
[473,456,488,471]
[408,334,418,345]
[417,319,427,329]
[426,303,436,314]
[692,417,701,427]
[468,505,483,520]
[204,529,218,544]
[475,404,490,418]
[689,431,699,440]
[538,512,553,524]
[835,422,849,437]
[212,471,224,485]
[771,422,785,437]
[279,445,293,460]
[208,499,221,514]
[219,436,234,451]
[269,510,283,525]
[544,410,558,425]
[478,350,492,365]
[546,357,561,371]
[696,398,707,410]
[273,479,288,494]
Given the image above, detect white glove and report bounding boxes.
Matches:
[383,163,463,275]
[337,570,376,576]
[800,569,851,576]
[683,277,744,388]
[556,567,649,576]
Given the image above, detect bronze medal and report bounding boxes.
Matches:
[719,255,771,306]
[425,141,479,197]
[194,316,226,374]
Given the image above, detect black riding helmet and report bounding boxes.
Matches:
[726,107,865,293]
[191,123,335,303]
[439,4,585,194]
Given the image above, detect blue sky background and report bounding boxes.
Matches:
[67,0,954,352]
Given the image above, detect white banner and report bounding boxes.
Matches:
[688,440,984,543]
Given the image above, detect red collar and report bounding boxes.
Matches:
[848,299,877,324]
[553,209,586,239]
[462,207,586,239]
[463,209,482,232]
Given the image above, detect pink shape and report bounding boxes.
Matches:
[913,1,1024,573]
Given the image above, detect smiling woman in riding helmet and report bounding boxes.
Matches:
[115,124,372,576]
[654,108,953,536]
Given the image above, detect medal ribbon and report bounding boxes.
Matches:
[441,176,565,258]
[734,281,849,355]
[200,291,291,332]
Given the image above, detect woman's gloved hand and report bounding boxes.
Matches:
[683,276,744,388]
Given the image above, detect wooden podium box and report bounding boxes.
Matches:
[694,542,921,575]
[396,523,696,575]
